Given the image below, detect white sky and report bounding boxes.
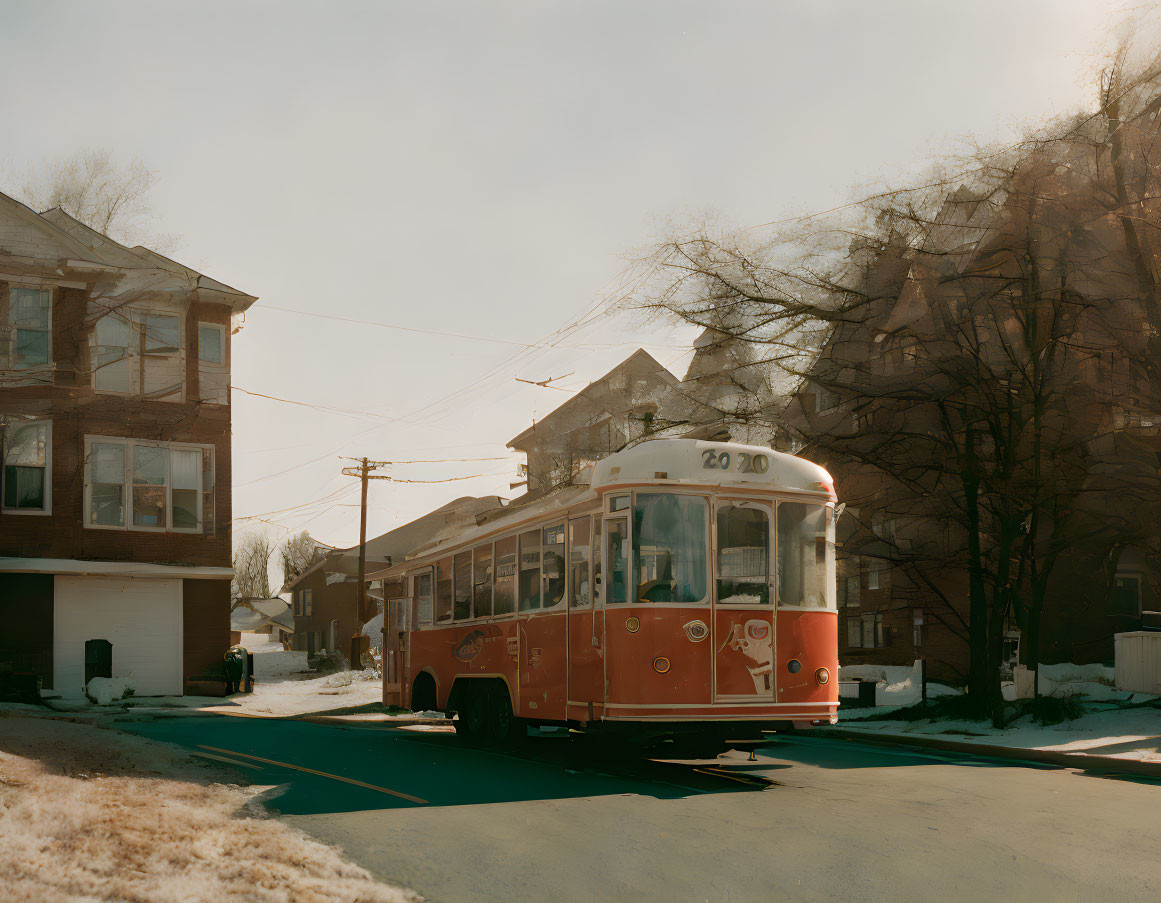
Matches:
[0,0,1120,550]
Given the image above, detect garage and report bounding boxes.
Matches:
[53,576,183,698]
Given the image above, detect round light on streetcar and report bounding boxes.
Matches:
[815,667,830,685]
[787,659,802,674]
[653,656,671,673]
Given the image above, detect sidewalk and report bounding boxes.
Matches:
[811,696,1161,777]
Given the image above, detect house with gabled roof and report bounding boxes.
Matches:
[0,190,256,698]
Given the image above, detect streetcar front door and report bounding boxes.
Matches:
[713,499,776,701]
[384,598,408,707]
[566,514,604,721]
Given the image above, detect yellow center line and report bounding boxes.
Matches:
[197,745,429,804]
[190,751,265,770]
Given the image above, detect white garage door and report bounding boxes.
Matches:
[54,576,183,698]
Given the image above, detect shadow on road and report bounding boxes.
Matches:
[114,716,791,817]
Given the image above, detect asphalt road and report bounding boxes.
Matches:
[118,716,1161,903]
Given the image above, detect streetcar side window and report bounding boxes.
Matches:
[518,529,541,610]
[435,556,454,622]
[632,493,708,603]
[473,544,493,618]
[453,551,472,621]
[542,524,565,608]
[412,570,434,627]
[776,502,834,609]
[717,504,770,605]
[569,517,592,608]
[605,518,628,604]
[494,536,517,615]
[592,516,602,604]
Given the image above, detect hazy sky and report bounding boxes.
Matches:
[0,0,1120,551]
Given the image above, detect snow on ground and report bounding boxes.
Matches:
[837,703,1161,763]
[237,631,285,653]
[839,661,960,706]
[203,670,386,717]
[838,661,1161,763]
[0,716,418,903]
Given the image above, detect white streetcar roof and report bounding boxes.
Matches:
[590,438,834,497]
[374,439,834,579]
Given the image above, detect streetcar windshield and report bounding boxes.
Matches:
[633,493,708,603]
[717,504,770,604]
[776,502,835,609]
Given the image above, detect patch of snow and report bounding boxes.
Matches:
[85,676,135,706]
[237,631,284,653]
[362,612,384,650]
[195,670,383,717]
[1040,662,1115,686]
[838,696,1161,763]
[839,661,961,706]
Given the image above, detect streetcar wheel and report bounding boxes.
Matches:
[489,683,520,743]
[454,687,487,743]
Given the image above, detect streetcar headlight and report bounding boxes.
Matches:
[815,667,830,685]
[653,656,671,673]
[787,659,802,674]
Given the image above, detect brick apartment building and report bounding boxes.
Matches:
[779,171,1161,682]
[0,192,256,697]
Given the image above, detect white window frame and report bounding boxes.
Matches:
[9,285,53,371]
[1,418,52,516]
[197,322,229,406]
[197,323,226,364]
[83,435,212,534]
[91,305,186,401]
[91,309,135,396]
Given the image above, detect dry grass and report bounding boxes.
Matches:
[0,716,420,903]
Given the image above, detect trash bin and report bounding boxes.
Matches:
[855,677,878,708]
[85,639,113,685]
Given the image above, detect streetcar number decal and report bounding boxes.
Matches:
[701,449,769,474]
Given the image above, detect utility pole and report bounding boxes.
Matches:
[341,457,391,662]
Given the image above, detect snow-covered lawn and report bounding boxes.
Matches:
[837,703,1161,762]
[837,662,1161,764]
[0,716,418,902]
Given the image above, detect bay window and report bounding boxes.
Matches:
[2,420,50,513]
[85,437,211,532]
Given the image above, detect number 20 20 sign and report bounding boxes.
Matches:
[701,449,769,474]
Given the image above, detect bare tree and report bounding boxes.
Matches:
[9,149,179,251]
[233,531,276,601]
[279,530,320,584]
[635,27,1161,724]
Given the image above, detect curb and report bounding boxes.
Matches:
[798,727,1161,779]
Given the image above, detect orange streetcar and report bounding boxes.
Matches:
[377,438,838,752]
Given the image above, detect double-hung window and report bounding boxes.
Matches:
[85,437,210,532]
[2,420,50,513]
[10,287,52,370]
[139,312,182,400]
[93,312,132,393]
[91,308,184,400]
[197,323,228,404]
